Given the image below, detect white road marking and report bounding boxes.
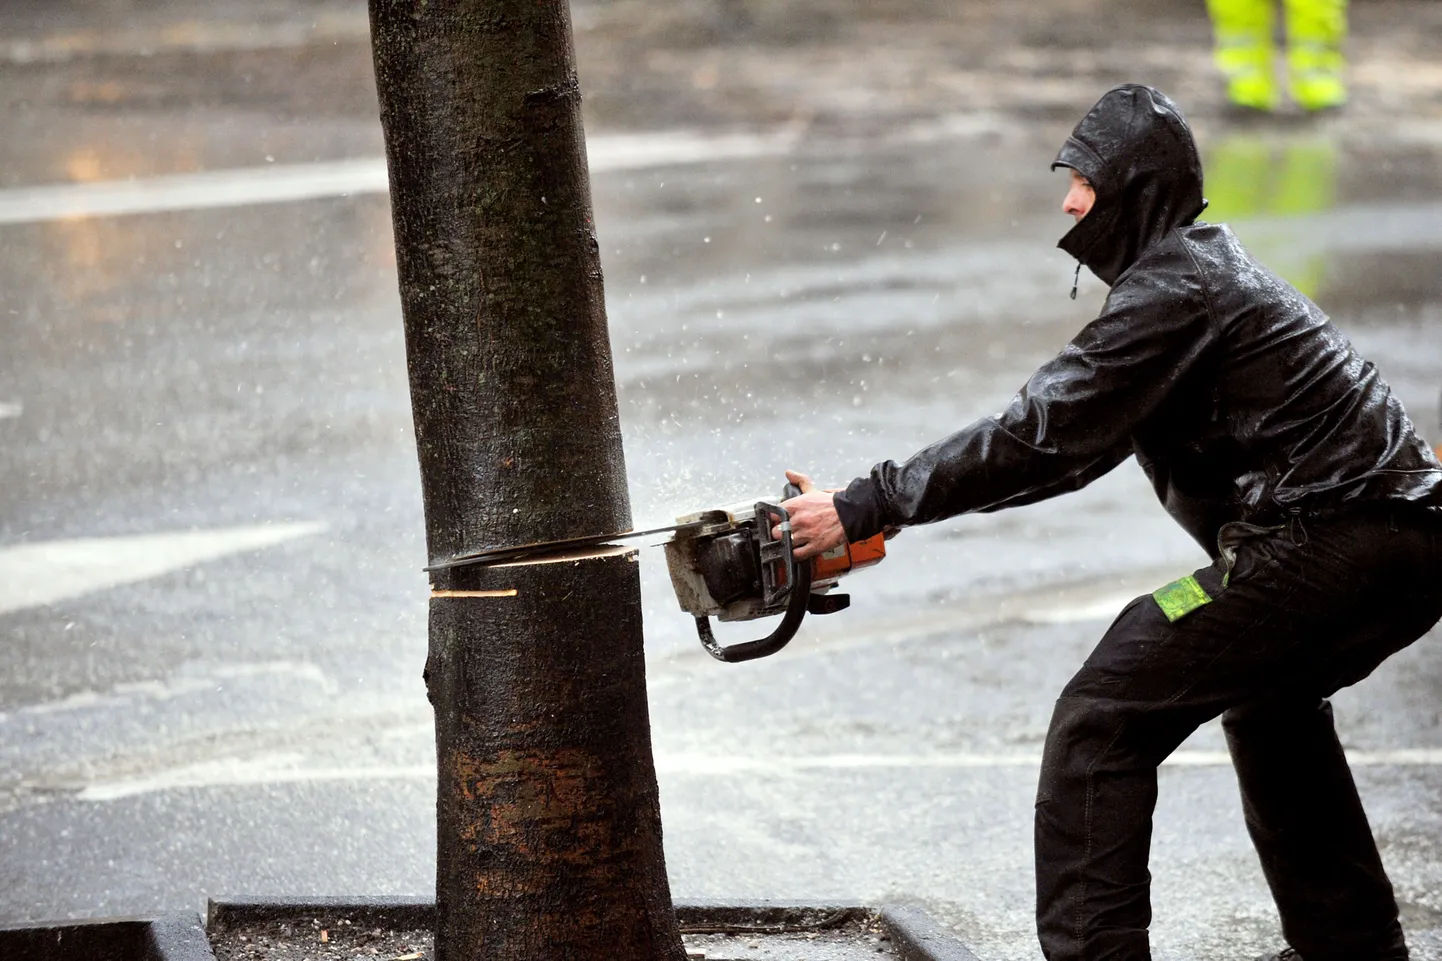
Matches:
[659,750,1442,772]
[0,159,387,226]
[76,756,433,802]
[6,661,336,720]
[0,522,326,615]
[2,14,373,64]
[70,748,1442,802]
[0,127,802,226]
[1019,592,1142,625]
[0,401,21,420]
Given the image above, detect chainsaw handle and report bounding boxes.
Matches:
[695,556,813,663]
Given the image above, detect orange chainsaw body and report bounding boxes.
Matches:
[809,532,887,588]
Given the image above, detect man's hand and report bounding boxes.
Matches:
[774,469,847,560]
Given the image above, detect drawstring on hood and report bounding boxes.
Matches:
[1053,84,1208,288]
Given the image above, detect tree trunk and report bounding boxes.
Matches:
[368,1,686,958]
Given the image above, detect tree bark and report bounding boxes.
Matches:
[368,1,686,957]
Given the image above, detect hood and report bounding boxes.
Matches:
[1053,84,1206,286]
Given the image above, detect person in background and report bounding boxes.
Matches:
[1206,0,1348,111]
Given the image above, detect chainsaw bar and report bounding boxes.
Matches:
[423,520,710,573]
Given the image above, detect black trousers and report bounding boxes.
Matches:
[1034,507,1442,961]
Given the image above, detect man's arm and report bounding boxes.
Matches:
[830,242,1215,544]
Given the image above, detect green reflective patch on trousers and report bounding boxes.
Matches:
[1152,575,1214,623]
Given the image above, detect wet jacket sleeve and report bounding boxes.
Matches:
[834,244,1215,542]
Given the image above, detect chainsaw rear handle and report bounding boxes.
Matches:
[695,500,813,663]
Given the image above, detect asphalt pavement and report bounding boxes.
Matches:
[4,2,1442,959]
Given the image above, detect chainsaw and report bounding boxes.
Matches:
[425,481,887,663]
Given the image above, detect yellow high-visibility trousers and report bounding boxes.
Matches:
[1205,0,1348,111]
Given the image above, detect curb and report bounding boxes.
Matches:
[2,897,981,960]
[206,895,433,933]
[0,912,214,961]
[206,896,979,960]
[881,905,984,961]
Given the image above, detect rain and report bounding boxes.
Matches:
[4,0,1442,958]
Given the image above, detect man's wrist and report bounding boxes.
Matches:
[833,476,888,543]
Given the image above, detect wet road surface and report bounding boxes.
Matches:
[5,2,1442,959]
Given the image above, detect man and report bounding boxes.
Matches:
[780,84,1442,960]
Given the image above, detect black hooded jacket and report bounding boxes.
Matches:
[833,84,1442,556]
